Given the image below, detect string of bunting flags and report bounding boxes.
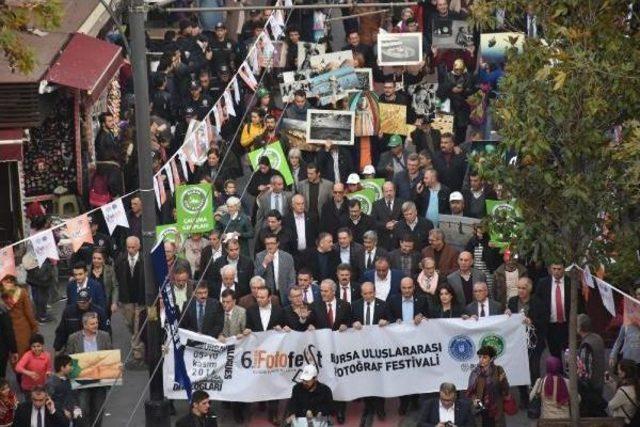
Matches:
[0,4,287,276]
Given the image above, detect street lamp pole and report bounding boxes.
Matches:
[129,0,171,425]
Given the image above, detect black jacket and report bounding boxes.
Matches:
[114,253,145,305]
[417,397,474,427]
[351,298,388,325]
[246,304,285,331]
[180,298,225,338]
[317,147,354,184]
[283,212,319,254]
[312,300,352,330]
[339,213,376,245]
[431,151,467,192]
[13,402,68,427]
[386,295,430,323]
[0,306,17,359]
[393,217,434,250]
[319,200,349,236]
[370,197,405,251]
[414,184,451,217]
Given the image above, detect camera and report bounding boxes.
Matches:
[473,400,486,415]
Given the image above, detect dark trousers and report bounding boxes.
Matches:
[78,387,107,427]
[363,397,384,415]
[31,285,50,319]
[0,352,8,378]
[399,394,419,411]
[547,322,568,358]
[334,401,346,417]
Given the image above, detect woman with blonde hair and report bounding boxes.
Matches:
[0,275,38,358]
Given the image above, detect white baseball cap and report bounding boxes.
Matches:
[449,191,464,202]
[362,165,375,175]
[299,364,318,381]
[346,173,361,185]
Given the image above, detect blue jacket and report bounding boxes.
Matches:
[66,278,107,310]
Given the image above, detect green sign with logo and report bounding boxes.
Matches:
[156,223,184,245]
[248,141,294,185]
[485,199,522,250]
[347,188,376,215]
[176,183,215,234]
[361,178,385,201]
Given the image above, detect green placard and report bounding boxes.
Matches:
[176,183,215,234]
[156,224,184,245]
[485,199,522,250]
[361,178,385,201]
[248,141,294,185]
[347,188,377,215]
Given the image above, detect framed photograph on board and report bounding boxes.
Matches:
[377,32,423,66]
[306,109,355,146]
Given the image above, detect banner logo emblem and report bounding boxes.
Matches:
[448,335,475,362]
[479,334,505,357]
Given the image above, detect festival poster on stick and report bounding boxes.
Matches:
[176,184,215,234]
[248,141,294,185]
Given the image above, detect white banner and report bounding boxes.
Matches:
[101,198,129,235]
[164,314,530,401]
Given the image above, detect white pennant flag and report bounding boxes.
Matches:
[30,230,59,267]
[595,278,617,316]
[164,165,175,194]
[284,0,292,6]
[582,265,595,288]
[238,62,258,91]
[212,104,222,131]
[224,90,236,117]
[177,149,189,179]
[100,198,130,235]
[153,174,162,209]
[232,77,241,103]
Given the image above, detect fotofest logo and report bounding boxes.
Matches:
[181,187,208,214]
[448,335,475,362]
[479,333,506,357]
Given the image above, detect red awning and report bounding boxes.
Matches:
[46,32,123,99]
[0,129,25,162]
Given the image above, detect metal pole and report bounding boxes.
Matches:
[129,0,171,426]
[165,2,417,12]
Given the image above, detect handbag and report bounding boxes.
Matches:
[503,393,518,416]
[527,379,543,419]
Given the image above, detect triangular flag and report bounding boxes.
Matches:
[164,165,175,194]
[30,230,59,266]
[170,159,182,189]
[100,198,130,235]
[153,174,162,209]
[66,214,94,252]
[623,295,640,326]
[223,90,236,117]
[238,62,258,91]
[177,149,190,179]
[232,76,240,103]
[0,246,17,280]
[212,103,222,131]
[582,265,595,288]
[595,277,616,316]
[284,0,292,6]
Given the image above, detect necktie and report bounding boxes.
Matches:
[366,252,373,269]
[555,280,565,322]
[480,303,485,317]
[365,302,371,325]
[37,408,43,427]
[387,200,392,211]
[274,193,281,213]
[342,286,348,302]
[303,289,308,303]
[129,257,135,274]
[327,303,334,327]
[223,311,231,337]
[197,303,204,332]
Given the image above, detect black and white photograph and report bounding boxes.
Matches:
[309,50,354,71]
[297,41,327,70]
[347,68,374,93]
[432,20,473,49]
[306,109,355,146]
[377,32,423,66]
[279,70,315,102]
[407,81,439,116]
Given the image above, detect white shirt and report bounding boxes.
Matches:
[220,283,236,300]
[271,192,283,213]
[128,253,139,272]
[303,286,315,304]
[550,277,566,323]
[211,246,223,262]
[385,198,394,212]
[77,278,88,291]
[439,401,455,423]
[407,218,418,231]
[477,299,488,317]
[375,272,391,300]
[259,304,272,330]
[227,257,239,282]
[332,150,340,183]
[326,299,337,319]
[174,285,188,310]
[363,300,375,324]
[272,251,280,285]
[365,248,377,267]
[339,246,350,264]
[338,284,352,303]
[31,405,45,427]
[294,214,307,250]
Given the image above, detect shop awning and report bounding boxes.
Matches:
[46,32,123,100]
[0,129,25,162]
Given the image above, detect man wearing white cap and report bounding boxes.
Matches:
[345,173,362,194]
[286,364,334,423]
[361,164,376,179]
[449,191,466,216]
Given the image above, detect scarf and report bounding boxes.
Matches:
[544,356,570,405]
[0,288,21,311]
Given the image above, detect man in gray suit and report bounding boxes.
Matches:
[463,282,503,318]
[255,233,296,305]
[65,312,112,427]
[218,288,248,423]
[255,175,293,227]
[296,163,333,222]
[446,251,487,306]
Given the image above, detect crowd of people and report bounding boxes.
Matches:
[3,0,640,426]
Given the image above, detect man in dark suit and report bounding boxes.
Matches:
[335,263,361,304]
[339,199,376,245]
[463,282,503,318]
[370,181,405,250]
[254,210,293,255]
[394,153,423,201]
[312,279,351,422]
[175,390,217,427]
[198,229,225,279]
[431,133,467,192]
[362,256,402,302]
[417,382,474,427]
[351,282,390,423]
[320,183,349,235]
[302,232,340,283]
[180,283,225,337]
[255,233,297,304]
[255,175,293,228]
[66,262,106,309]
[336,228,365,280]
[360,230,389,278]
[462,172,497,219]
[447,251,487,306]
[243,287,284,424]
[283,194,319,266]
[317,143,354,184]
[534,263,583,358]
[207,238,253,299]
[393,201,433,250]
[13,386,68,427]
[376,135,411,181]
[389,234,422,280]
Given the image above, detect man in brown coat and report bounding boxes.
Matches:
[420,229,459,276]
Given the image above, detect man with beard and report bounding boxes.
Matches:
[282,90,309,121]
[437,59,475,144]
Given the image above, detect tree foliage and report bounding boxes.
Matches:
[470,0,640,289]
[0,0,63,74]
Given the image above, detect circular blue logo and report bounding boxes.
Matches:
[448,335,475,362]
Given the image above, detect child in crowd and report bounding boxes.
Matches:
[0,379,18,427]
[15,333,52,395]
[46,354,82,422]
